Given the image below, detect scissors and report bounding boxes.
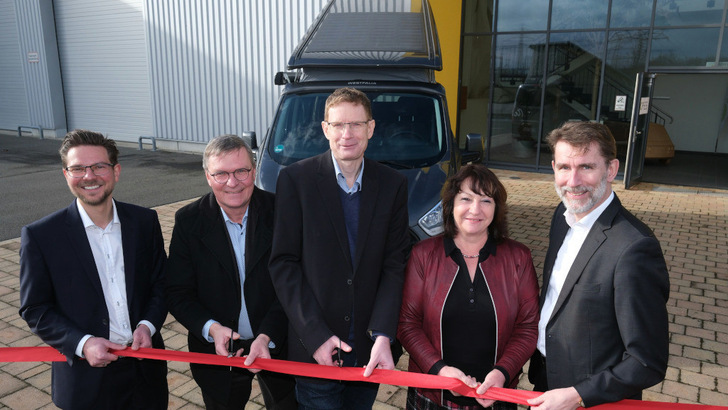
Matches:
[335,339,343,367]
[228,329,234,370]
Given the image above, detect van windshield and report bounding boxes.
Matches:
[267,92,446,168]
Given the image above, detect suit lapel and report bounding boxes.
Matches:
[200,194,239,284]
[65,201,105,300]
[541,204,570,307]
[353,158,378,271]
[117,202,137,306]
[245,188,271,272]
[315,153,353,268]
[549,197,621,317]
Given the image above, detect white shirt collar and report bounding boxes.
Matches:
[76,198,120,229]
[564,191,615,229]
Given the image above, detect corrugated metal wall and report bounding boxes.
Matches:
[1,0,32,129]
[144,0,329,145]
[3,0,420,144]
[54,0,153,141]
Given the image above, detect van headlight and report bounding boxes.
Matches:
[418,201,444,237]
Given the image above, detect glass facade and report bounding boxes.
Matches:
[458,0,728,170]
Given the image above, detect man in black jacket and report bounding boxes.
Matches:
[165,135,295,409]
[20,130,168,409]
[527,122,669,409]
[270,88,410,409]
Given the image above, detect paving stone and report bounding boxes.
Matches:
[0,385,51,410]
[0,371,25,397]
[699,388,728,406]
[181,387,205,407]
[681,369,716,390]
[25,369,51,392]
[662,379,699,401]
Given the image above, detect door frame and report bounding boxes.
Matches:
[624,72,655,189]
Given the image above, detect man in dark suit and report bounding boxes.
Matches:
[165,135,296,409]
[269,87,410,409]
[526,121,669,409]
[19,129,168,409]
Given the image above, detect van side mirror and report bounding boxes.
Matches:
[241,131,258,161]
[461,133,483,164]
[274,72,287,85]
[274,71,297,85]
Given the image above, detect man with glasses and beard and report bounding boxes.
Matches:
[525,121,669,409]
[19,130,168,409]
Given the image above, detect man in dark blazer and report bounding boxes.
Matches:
[270,87,410,409]
[19,130,168,409]
[165,135,296,409]
[527,121,669,409]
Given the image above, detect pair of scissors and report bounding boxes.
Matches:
[228,329,235,371]
[336,339,342,367]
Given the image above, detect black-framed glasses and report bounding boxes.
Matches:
[325,120,370,133]
[65,162,114,178]
[209,168,251,184]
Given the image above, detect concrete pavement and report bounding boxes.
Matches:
[0,133,210,241]
[0,168,727,409]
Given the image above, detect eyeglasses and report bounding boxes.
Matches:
[65,163,114,178]
[325,120,370,133]
[209,168,252,184]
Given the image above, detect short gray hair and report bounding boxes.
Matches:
[203,134,254,170]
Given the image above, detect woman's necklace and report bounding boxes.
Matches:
[462,252,479,259]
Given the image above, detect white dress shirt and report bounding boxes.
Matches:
[537,192,614,356]
[75,199,155,357]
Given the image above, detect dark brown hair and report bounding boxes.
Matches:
[546,121,617,164]
[324,87,372,121]
[59,129,119,167]
[441,164,508,242]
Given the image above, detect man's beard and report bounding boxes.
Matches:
[77,190,111,206]
[73,181,113,207]
[554,174,608,215]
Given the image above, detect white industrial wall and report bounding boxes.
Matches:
[4,0,410,146]
[54,0,153,141]
[0,0,31,129]
[144,0,329,146]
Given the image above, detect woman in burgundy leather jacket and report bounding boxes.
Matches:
[398,164,539,410]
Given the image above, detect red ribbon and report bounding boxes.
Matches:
[1,347,726,409]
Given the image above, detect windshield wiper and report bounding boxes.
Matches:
[376,159,415,169]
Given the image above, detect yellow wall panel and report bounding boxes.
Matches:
[429,0,462,133]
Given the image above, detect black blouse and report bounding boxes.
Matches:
[440,236,497,406]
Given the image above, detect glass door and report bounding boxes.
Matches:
[624,72,654,189]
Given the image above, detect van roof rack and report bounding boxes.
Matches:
[287,0,442,70]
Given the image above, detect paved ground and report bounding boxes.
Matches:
[0,167,727,408]
[0,133,210,241]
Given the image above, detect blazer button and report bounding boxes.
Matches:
[102,319,109,326]
[347,279,353,285]
[344,316,350,322]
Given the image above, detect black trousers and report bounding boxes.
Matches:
[530,351,549,393]
[199,335,296,410]
[201,367,297,410]
[93,357,168,409]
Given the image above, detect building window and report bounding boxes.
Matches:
[551,0,609,30]
[651,27,721,67]
[610,0,654,28]
[495,0,547,32]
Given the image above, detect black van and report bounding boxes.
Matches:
[252,0,481,243]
